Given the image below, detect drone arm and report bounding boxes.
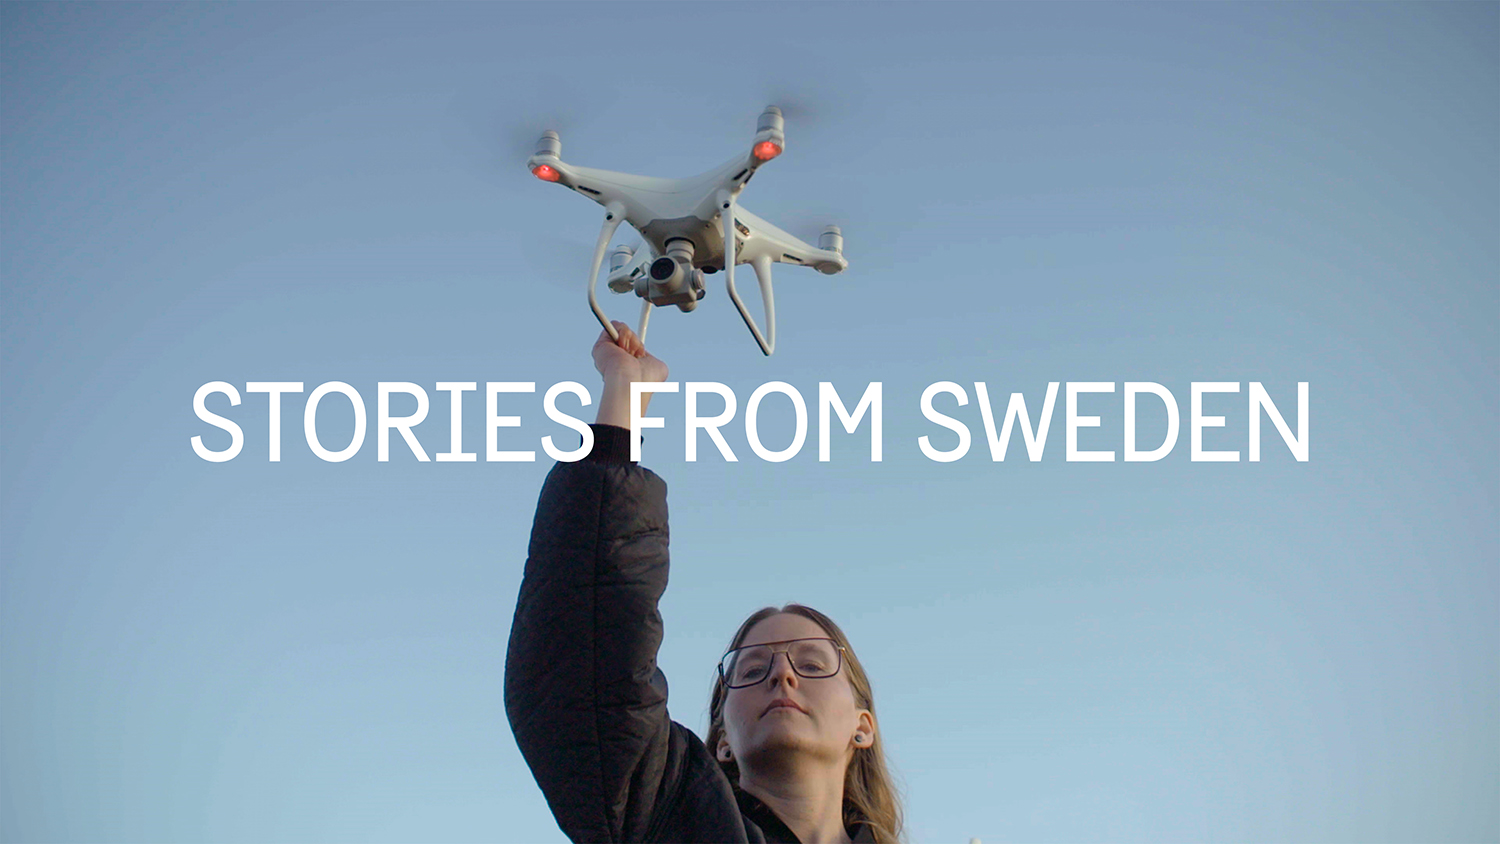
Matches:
[720,191,776,356]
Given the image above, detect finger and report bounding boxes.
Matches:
[600,317,632,341]
[621,329,644,357]
[611,322,638,350]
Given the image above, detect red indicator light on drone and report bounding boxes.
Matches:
[532,164,561,182]
[752,141,782,161]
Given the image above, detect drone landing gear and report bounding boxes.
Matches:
[587,204,639,343]
[721,194,776,356]
[637,299,654,342]
[582,206,624,341]
[587,196,796,357]
[588,215,711,347]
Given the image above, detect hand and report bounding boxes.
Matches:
[593,322,668,428]
[592,321,668,385]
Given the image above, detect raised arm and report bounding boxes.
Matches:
[504,324,676,842]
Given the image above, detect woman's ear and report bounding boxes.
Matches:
[852,710,876,748]
[717,741,733,762]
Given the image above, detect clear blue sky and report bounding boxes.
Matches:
[3,3,1496,842]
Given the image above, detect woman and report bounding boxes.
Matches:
[506,323,903,844]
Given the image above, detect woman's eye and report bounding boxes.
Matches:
[797,660,826,672]
[740,665,767,681]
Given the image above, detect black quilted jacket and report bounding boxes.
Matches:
[504,425,874,844]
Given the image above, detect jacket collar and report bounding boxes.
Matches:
[735,788,877,843]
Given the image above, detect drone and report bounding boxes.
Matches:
[526,106,847,356]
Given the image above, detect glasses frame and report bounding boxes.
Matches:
[717,637,847,689]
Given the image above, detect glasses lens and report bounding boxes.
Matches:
[721,639,840,688]
[788,639,839,677]
[723,646,770,687]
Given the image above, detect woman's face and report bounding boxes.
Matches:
[718,613,874,769]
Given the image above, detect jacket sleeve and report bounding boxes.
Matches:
[505,427,677,843]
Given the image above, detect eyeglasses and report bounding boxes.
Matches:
[717,637,846,689]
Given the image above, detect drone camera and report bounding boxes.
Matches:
[642,239,695,294]
[632,238,705,310]
[649,256,680,284]
[676,272,704,312]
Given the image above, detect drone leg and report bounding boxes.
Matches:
[722,196,776,356]
[588,204,626,341]
[750,255,775,351]
[637,299,653,343]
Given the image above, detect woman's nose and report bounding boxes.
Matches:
[768,652,799,686]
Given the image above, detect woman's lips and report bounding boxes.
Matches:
[763,698,807,716]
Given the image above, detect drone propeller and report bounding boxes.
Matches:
[777,210,853,245]
[762,91,820,126]
[761,84,851,145]
[519,233,645,292]
[443,80,622,172]
[441,102,563,174]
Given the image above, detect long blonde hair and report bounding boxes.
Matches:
[706,604,904,844]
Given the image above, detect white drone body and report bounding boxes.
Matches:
[526,106,847,355]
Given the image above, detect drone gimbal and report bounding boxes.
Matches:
[527,106,847,355]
